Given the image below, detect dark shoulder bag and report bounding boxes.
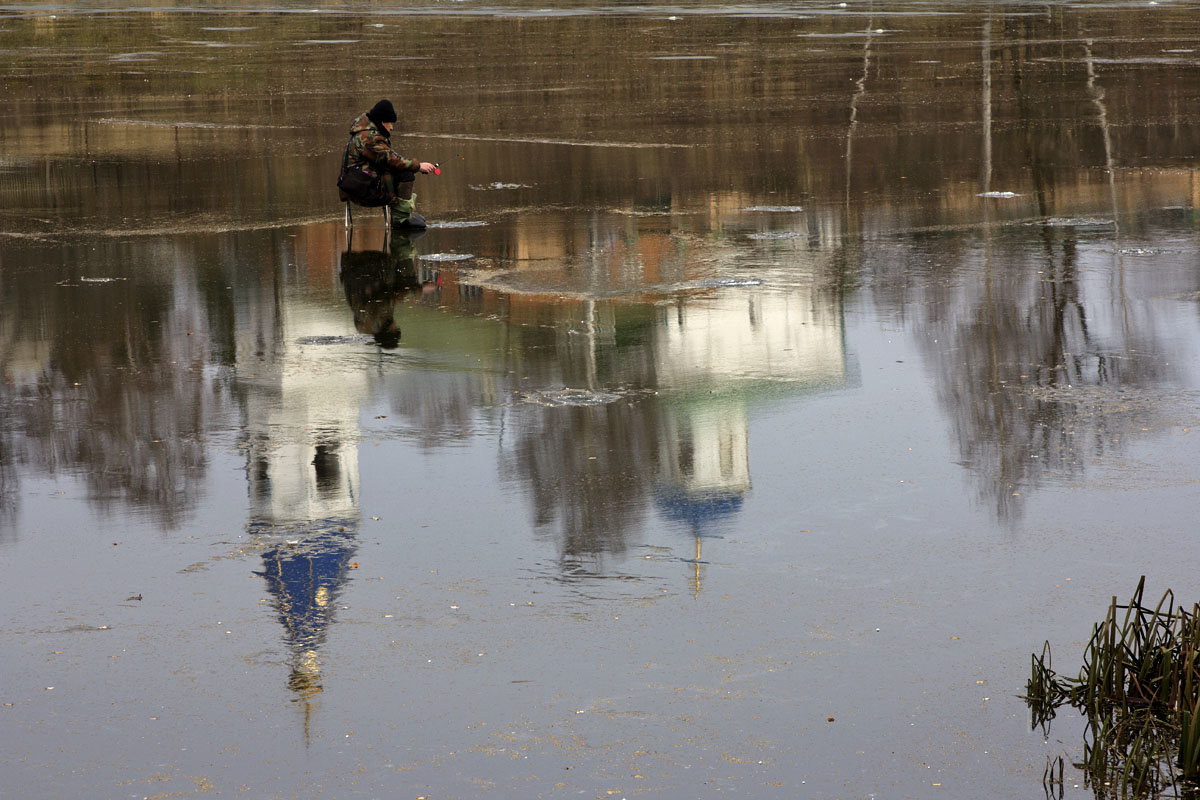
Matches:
[337,144,387,205]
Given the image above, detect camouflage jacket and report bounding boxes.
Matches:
[344,112,420,174]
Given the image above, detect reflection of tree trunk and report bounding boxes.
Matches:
[981,5,1010,509]
[1082,32,1130,352]
[1010,11,1055,220]
[1082,37,1119,236]
[981,9,993,198]
[845,3,876,220]
[1043,232,1092,388]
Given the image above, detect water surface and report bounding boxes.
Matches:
[3,2,1200,798]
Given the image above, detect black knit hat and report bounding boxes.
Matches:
[367,99,397,126]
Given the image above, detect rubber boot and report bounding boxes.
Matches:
[390,193,427,229]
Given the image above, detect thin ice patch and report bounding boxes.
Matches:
[411,132,692,150]
[693,276,764,288]
[1035,217,1116,229]
[57,276,126,286]
[97,118,301,130]
[517,388,624,407]
[110,52,165,61]
[749,231,807,240]
[428,220,488,229]
[421,253,474,262]
[296,334,374,346]
[470,182,530,190]
[180,40,251,48]
[656,276,765,291]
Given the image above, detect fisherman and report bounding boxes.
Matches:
[337,99,437,229]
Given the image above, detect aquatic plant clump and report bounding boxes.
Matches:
[1025,577,1200,798]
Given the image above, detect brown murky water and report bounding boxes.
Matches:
[3,2,1200,798]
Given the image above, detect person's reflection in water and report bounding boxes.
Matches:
[340,231,440,349]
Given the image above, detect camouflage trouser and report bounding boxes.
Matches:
[381,172,415,206]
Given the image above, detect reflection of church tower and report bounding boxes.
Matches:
[257,522,357,742]
[657,401,750,597]
[237,234,366,743]
[652,285,852,594]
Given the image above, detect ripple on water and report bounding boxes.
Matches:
[743,205,804,213]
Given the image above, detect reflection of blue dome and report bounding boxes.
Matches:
[254,522,357,652]
[655,487,744,536]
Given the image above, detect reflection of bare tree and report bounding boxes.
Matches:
[0,427,17,539]
[903,224,1177,523]
[0,242,227,532]
[497,308,663,567]
[505,398,663,569]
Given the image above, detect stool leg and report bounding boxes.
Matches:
[383,205,391,227]
[345,202,352,229]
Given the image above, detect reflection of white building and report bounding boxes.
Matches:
[235,253,367,743]
[649,284,851,593]
[652,286,851,531]
[655,290,847,389]
[659,401,750,498]
[239,294,364,530]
